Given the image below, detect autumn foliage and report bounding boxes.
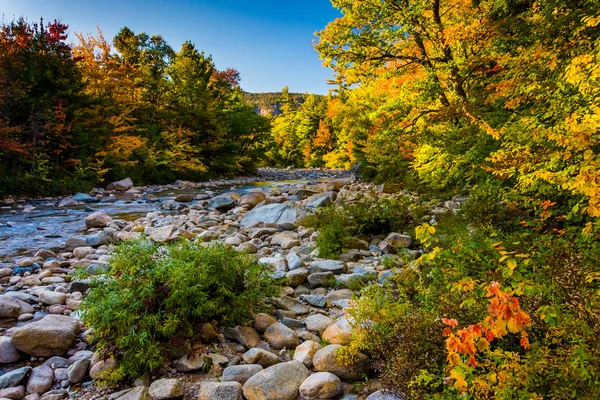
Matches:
[0,19,270,195]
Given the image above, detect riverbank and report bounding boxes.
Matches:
[0,168,453,400]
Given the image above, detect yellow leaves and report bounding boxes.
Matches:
[447,351,461,366]
[477,337,490,352]
[415,223,436,248]
[450,368,468,393]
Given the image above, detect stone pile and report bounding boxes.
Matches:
[0,171,466,399]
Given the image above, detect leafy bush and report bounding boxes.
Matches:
[78,240,280,380]
[315,211,348,259]
[342,212,600,399]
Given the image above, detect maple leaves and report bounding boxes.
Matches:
[443,281,532,393]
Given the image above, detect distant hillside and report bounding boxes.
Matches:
[244,92,322,116]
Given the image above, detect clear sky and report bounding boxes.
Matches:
[0,0,340,94]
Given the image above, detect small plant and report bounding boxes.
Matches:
[78,240,280,380]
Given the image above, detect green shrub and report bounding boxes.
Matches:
[78,240,280,380]
[315,211,348,259]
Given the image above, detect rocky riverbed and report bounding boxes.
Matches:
[0,168,464,400]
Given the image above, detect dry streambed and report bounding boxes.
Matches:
[0,170,464,400]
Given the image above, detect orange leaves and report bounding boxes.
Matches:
[443,282,532,393]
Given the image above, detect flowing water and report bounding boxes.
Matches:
[0,179,309,266]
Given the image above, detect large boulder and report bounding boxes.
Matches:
[85,212,113,229]
[293,340,321,367]
[239,192,268,208]
[240,203,307,228]
[208,193,238,211]
[0,366,31,389]
[198,381,243,400]
[309,260,347,275]
[10,315,80,357]
[222,364,263,385]
[264,323,299,350]
[313,344,370,381]
[26,364,54,394]
[242,348,280,368]
[106,178,134,191]
[242,360,310,400]
[85,231,118,247]
[148,378,185,400]
[0,336,23,364]
[299,372,343,400]
[0,296,24,319]
[322,317,353,345]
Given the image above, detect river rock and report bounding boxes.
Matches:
[147,225,177,244]
[238,192,268,208]
[305,193,332,209]
[293,339,321,367]
[89,358,118,380]
[85,212,113,229]
[198,381,242,400]
[174,353,205,372]
[117,386,152,400]
[286,268,308,287]
[86,231,118,247]
[26,364,53,395]
[11,315,80,357]
[313,344,370,381]
[254,313,277,333]
[307,272,334,288]
[0,336,22,364]
[65,237,87,252]
[40,291,68,306]
[0,366,31,390]
[299,372,343,400]
[271,232,300,249]
[106,178,134,191]
[240,203,307,228]
[309,260,346,275]
[174,194,194,203]
[242,348,279,368]
[300,294,327,308]
[0,385,25,399]
[207,194,237,211]
[222,364,263,385]
[270,296,310,315]
[148,378,184,400]
[0,296,22,319]
[285,253,305,270]
[228,326,261,349]
[242,360,310,400]
[67,359,90,384]
[304,314,333,334]
[264,323,299,350]
[322,317,353,345]
[72,193,99,203]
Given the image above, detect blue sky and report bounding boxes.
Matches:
[0,0,340,94]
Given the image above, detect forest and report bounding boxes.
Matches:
[0,20,271,195]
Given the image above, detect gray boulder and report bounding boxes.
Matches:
[106,178,134,191]
[11,315,80,357]
[0,367,31,390]
[240,203,307,228]
[313,344,370,381]
[0,336,23,364]
[242,360,310,400]
[198,381,242,400]
[26,364,54,394]
[207,194,237,211]
[299,372,343,400]
[148,378,185,400]
[222,364,263,385]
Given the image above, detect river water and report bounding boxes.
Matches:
[0,180,307,266]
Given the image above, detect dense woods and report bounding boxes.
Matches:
[0,19,270,195]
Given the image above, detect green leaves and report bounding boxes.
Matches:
[79,240,280,380]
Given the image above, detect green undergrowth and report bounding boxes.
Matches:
[75,240,280,381]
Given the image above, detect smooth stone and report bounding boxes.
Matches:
[39,291,68,306]
[221,364,263,385]
[285,253,305,270]
[304,314,333,335]
[11,315,79,357]
[106,177,134,191]
[286,268,308,287]
[264,323,299,350]
[293,340,321,367]
[85,212,113,229]
[242,348,279,368]
[67,359,90,384]
[313,345,370,381]
[270,296,310,315]
[300,294,327,308]
[26,364,54,395]
[299,372,343,400]
[116,386,152,400]
[0,336,22,364]
[309,260,346,275]
[322,317,353,345]
[0,385,25,399]
[0,367,31,390]
[198,381,242,400]
[89,358,118,380]
[148,378,184,400]
[366,390,406,400]
[240,203,307,229]
[253,313,277,333]
[307,272,334,288]
[242,360,310,400]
